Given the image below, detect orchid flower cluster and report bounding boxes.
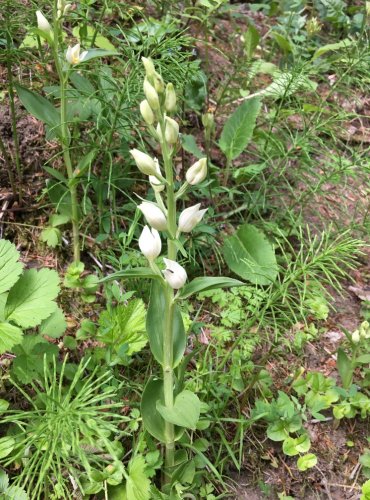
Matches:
[131,57,208,290]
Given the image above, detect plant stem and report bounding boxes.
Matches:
[160,117,177,480]
[52,22,80,263]
[223,155,232,186]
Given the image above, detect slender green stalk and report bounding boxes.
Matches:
[159,116,177,478]
[52,17,81,263]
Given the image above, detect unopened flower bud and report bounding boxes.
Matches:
[178,203,207,233]
[186,158,207,185]
[202,112,214,131]
[165,117,179,145]
[66,44,88,65]
[352,330,360,343]
[149,159,165,192]
[162,258,187,289]
[153,72,165,94]
[138,202,167,231]
[140,100,155,125]
[165,83,177,112]
[142,57,156,78]
[36,11,51,33]
[143,78,160,111]
[139,226,161,261]
[130,149,157,176]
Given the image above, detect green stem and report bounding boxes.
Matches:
[223,155,232,186]
[52,22,80,263]
[159,116,177,481]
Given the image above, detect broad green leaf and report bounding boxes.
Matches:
[0,437,15,459]
[50,214,70,227]
[244,24,260,60]
[80,48,119,63]
[297,453,317,471]
[5,268,60,328]
[0,240,23,295]
[356,354,370,364]
[99,268,159,283]
[4,485,28,500]
[11,334,58,384]
[98,299,147,356]
[178,276,245,300]
[43,166,67,183]
[313,39,353,60]
[0,469,9,491]
[40,227,61,248]
[181,135,204,159]
[124,455,151,500]
[337,348,353,389]
[0,399,9,414]
[219,98,261,160]
[271,32,294,54]
[141,378,184,443]
[72,25,116,51]
[0,322,23,354]
[15,85,61,137]
[223,223,278,285]
[267,421,288,442]
[157,390,201,430]
[39,307,67,338]
[282,434,310,457]
[146,280,186,368]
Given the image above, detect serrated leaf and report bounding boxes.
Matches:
[219,98,261,160]
[0,469,9,491]
[39,307,67,338]
[98,300,147,356]
[5,268,60,328]
[11,335,58,384]
[0,322,23,354]
[223,223,278,285]
[40,227,61,248]
[0,240,23,295]
[4,485,28,500]
[124,455,151,500]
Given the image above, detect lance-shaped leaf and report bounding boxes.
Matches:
[177,276,245,300]
[15,85,61,138]
[146,280,186,368]
[218,97,261,160]
[5,268,60,328]
[99,268,159,283]
[0,240,23,295]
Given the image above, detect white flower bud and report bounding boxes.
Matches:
[36,11,51,33]
[178,203,207,233]
[153,72,165,94]
[139,225,161,261]
[162,258,187,289]
[138,202,167,231]
[142,57,156,78]
[149,158,165,192]
[144,78,160,111]
[140,100,155,126]
[186,158,207,185]
[66,44,88,65]
[130,149,157,176]
[352,330,360,343]
[156,123,164,143]
[165,83,176,112]
[164,117,179,145]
